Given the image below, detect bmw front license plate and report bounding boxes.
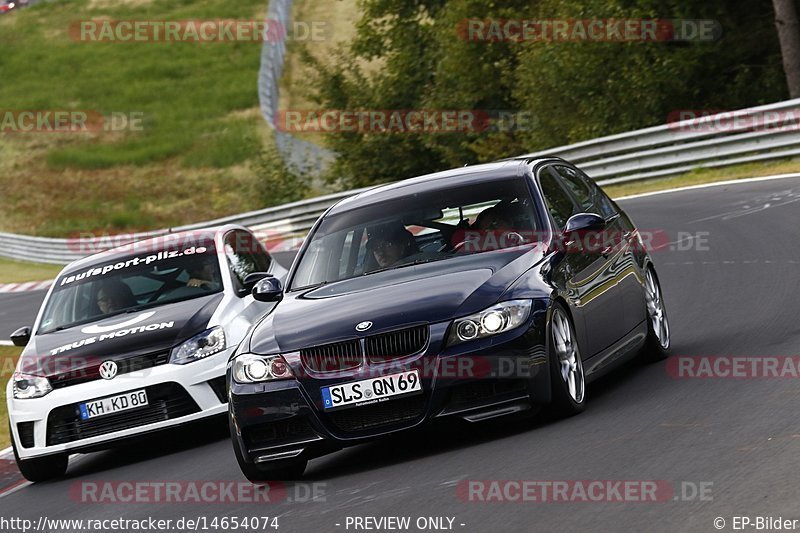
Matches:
[321,370,422,411]
[79,389,148,420]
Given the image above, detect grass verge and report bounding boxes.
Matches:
[0,258,62,284]
[0,0,275,236]
[0,346,21,449]
[604,158,800,199]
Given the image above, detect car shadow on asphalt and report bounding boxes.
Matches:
[62,415,230,478]
[303,358,660,480]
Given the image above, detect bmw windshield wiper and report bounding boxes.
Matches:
[365,258,439,276]
[290,281,328,292]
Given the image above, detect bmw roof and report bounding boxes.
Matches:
[329,157,560,214]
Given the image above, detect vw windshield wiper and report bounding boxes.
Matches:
[47,307,130,333]
[124,302,159,313]
[43,293,215,334]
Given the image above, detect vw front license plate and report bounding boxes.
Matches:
[79,389,149,420]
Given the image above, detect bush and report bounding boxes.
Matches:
[253,143,311,207]
[305,0,787,189]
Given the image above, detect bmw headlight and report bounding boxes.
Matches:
[170,326,226,365]
[13,372,52,399]
[233,354,294,383]
[448,300,533,346]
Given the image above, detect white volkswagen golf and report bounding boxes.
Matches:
[6,225,286,481]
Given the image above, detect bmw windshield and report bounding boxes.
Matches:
[38,245,222,334]
[290,177,542,290]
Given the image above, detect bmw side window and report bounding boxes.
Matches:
[554,166,598,215]
[582,170,618,219]
[560,165,618,220]
[339,230,355,277]
[538,167,578,229]
[355,231,370,274]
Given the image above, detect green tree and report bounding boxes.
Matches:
[514,0,786,148]
[308,0,787,189]
[253,142,310,206]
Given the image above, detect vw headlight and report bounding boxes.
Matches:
[170,326,226,365]
[13,372,52,399]
[448,300,532,346]
[233,354,294,383]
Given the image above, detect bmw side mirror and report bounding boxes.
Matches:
[252,277,283,302]
[564,213,605,233]
[243,272,272,293]
[10,326,31,347]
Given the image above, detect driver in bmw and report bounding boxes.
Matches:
[367,224,418,269]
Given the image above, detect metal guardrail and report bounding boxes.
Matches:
[0,188,370,265]
[520,98,800,185]
[3,82,800,265]
[258,0,336,177]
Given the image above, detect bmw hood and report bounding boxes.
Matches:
[19,293,224,379]
[249,247,544,354]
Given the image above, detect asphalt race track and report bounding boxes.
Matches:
[2,176,800,532]
[0,290,49,340]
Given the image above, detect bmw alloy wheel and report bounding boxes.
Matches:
[552,307,585,404]
[645,269,670,350]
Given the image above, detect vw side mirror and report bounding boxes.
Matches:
[10,326,31,347]
[252,277,283,302]
[243,272,273,292]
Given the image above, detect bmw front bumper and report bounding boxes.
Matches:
[229,301,551,466]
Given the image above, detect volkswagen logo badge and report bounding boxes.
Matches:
[355,321,373,332]
[99,361,118,380]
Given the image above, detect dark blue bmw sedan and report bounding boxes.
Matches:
[227,157,670,481]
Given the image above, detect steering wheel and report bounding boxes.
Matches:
[145,269,185,303]
[450,231,526,254]
[451,240,470,253]
[502,231,525,247]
